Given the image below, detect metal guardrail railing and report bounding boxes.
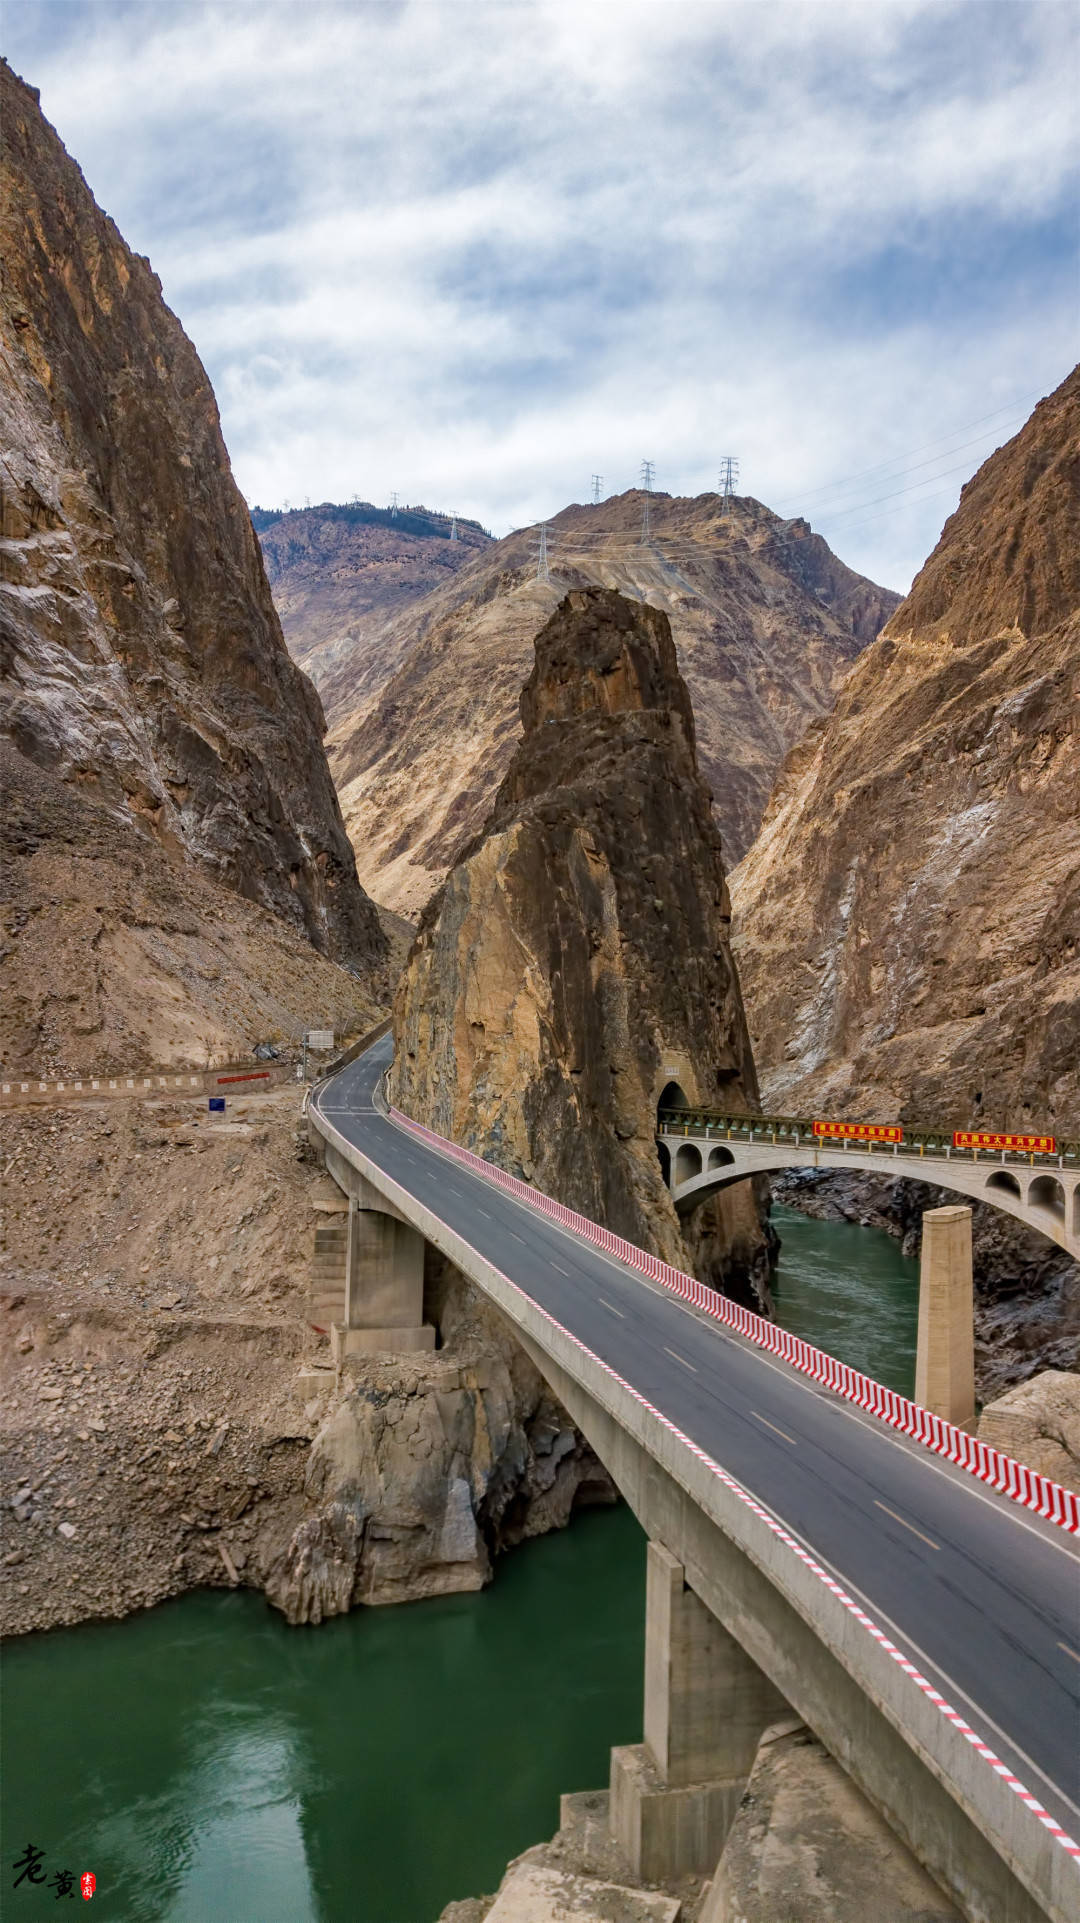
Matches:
[656,1108,1079,1172]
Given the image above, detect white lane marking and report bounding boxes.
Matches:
[752,1410,796,1446]
[873,1499,941,1552]
[598,1297,624,1318]
[680,1305,1080,1565]
[477,1208,493,1221]
[1059,1642,1080,1665]
[792,1521,1080,1825]
[509,1230,527,1246]
[550,1261,571,1276]
[663,1346,696,1373]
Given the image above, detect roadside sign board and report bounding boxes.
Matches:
[208,1097,226,1113]
[305,1031,335,1052]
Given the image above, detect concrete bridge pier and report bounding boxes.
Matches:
[326,1165,435,1358]
[610,1542,789,1880]
[915,1205,975,1433]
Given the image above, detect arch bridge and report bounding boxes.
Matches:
[656,1102,1080,1260]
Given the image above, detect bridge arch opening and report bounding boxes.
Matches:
[984,1170,1022,1201]
[675,1142,703,1185]
[1028,1173,1065,1225]
[707,1145,735,1171]
[657,1140,671,1185]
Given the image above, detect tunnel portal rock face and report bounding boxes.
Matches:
[0,60,385,978]
[392,586,771,1309]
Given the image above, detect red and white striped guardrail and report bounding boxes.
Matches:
[1,1067,279,1102]
[390,1107,1080,1537]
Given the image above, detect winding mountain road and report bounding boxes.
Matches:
[314,1034,1080,1843]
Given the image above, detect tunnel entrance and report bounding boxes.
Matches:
[656,1081,690,1183]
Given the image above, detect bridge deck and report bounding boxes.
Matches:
[314,1037,1080,1851]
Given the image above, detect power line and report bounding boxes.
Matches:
[639,459,655,540]
[785,415,1027,522]
[591,473,603,505]
[814,449,1000,531]
[821,482,963,542]
[772,388,1044,511]
[718,456,739,514]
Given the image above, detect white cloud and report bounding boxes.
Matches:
[6,0,1078,589]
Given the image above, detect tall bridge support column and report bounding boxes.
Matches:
[915,1205,975,1433]
[330,1169,435,1358]
[610,1542,789,1880]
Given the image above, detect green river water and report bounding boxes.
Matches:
[2,1206,918,1923]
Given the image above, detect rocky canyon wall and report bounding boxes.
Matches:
[0,63,386,1042]
[731,367,1080,1134]
[392,587,771,1308]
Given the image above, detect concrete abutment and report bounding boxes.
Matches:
[915,1205,975,1432]
[320,1143,435,1356]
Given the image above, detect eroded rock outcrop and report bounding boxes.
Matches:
[328,490,899,917]
[392,586,770,1307]
[0,63,386,998]
[976,1369,1080,1492]
[266,1259,613,1624]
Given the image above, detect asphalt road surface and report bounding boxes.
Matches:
[315,1035,1080,1837]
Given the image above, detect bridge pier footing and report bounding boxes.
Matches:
[610,1542,789,1880]
[915,1205,975,1433]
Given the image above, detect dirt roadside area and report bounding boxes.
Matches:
[0,1085,329,1634]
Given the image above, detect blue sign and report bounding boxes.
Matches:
[208,1097,226,1113]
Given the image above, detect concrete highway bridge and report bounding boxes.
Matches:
[309,1034,1079,1923]
[656,1100,1080,1260]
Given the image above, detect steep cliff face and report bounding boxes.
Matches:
[0,64,385,986]
[391,587,770,1306]
[731,368,1080,1132]
[327,491,899,917]
[255,502,492,725]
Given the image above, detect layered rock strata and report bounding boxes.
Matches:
[392,586,770,1307]
[327,490,899,916]
[0,64,385,995]
[731,367,1080,1132]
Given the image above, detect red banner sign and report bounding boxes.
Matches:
[953,1131,1055,1155]
[813,1120,904,1144]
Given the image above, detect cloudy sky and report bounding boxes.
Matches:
[7,0,1078,590]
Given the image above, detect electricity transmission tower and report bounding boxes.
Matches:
[389,491,399,518]
[718,457,739,513]
[449,511,459,542]
[591,473,603,505]
[640,459,655,541]
[532,521,554,582]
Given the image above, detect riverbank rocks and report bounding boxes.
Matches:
[701,1721,961,1922]
[976,1369,1080,1492]
[392,586,771,1310]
